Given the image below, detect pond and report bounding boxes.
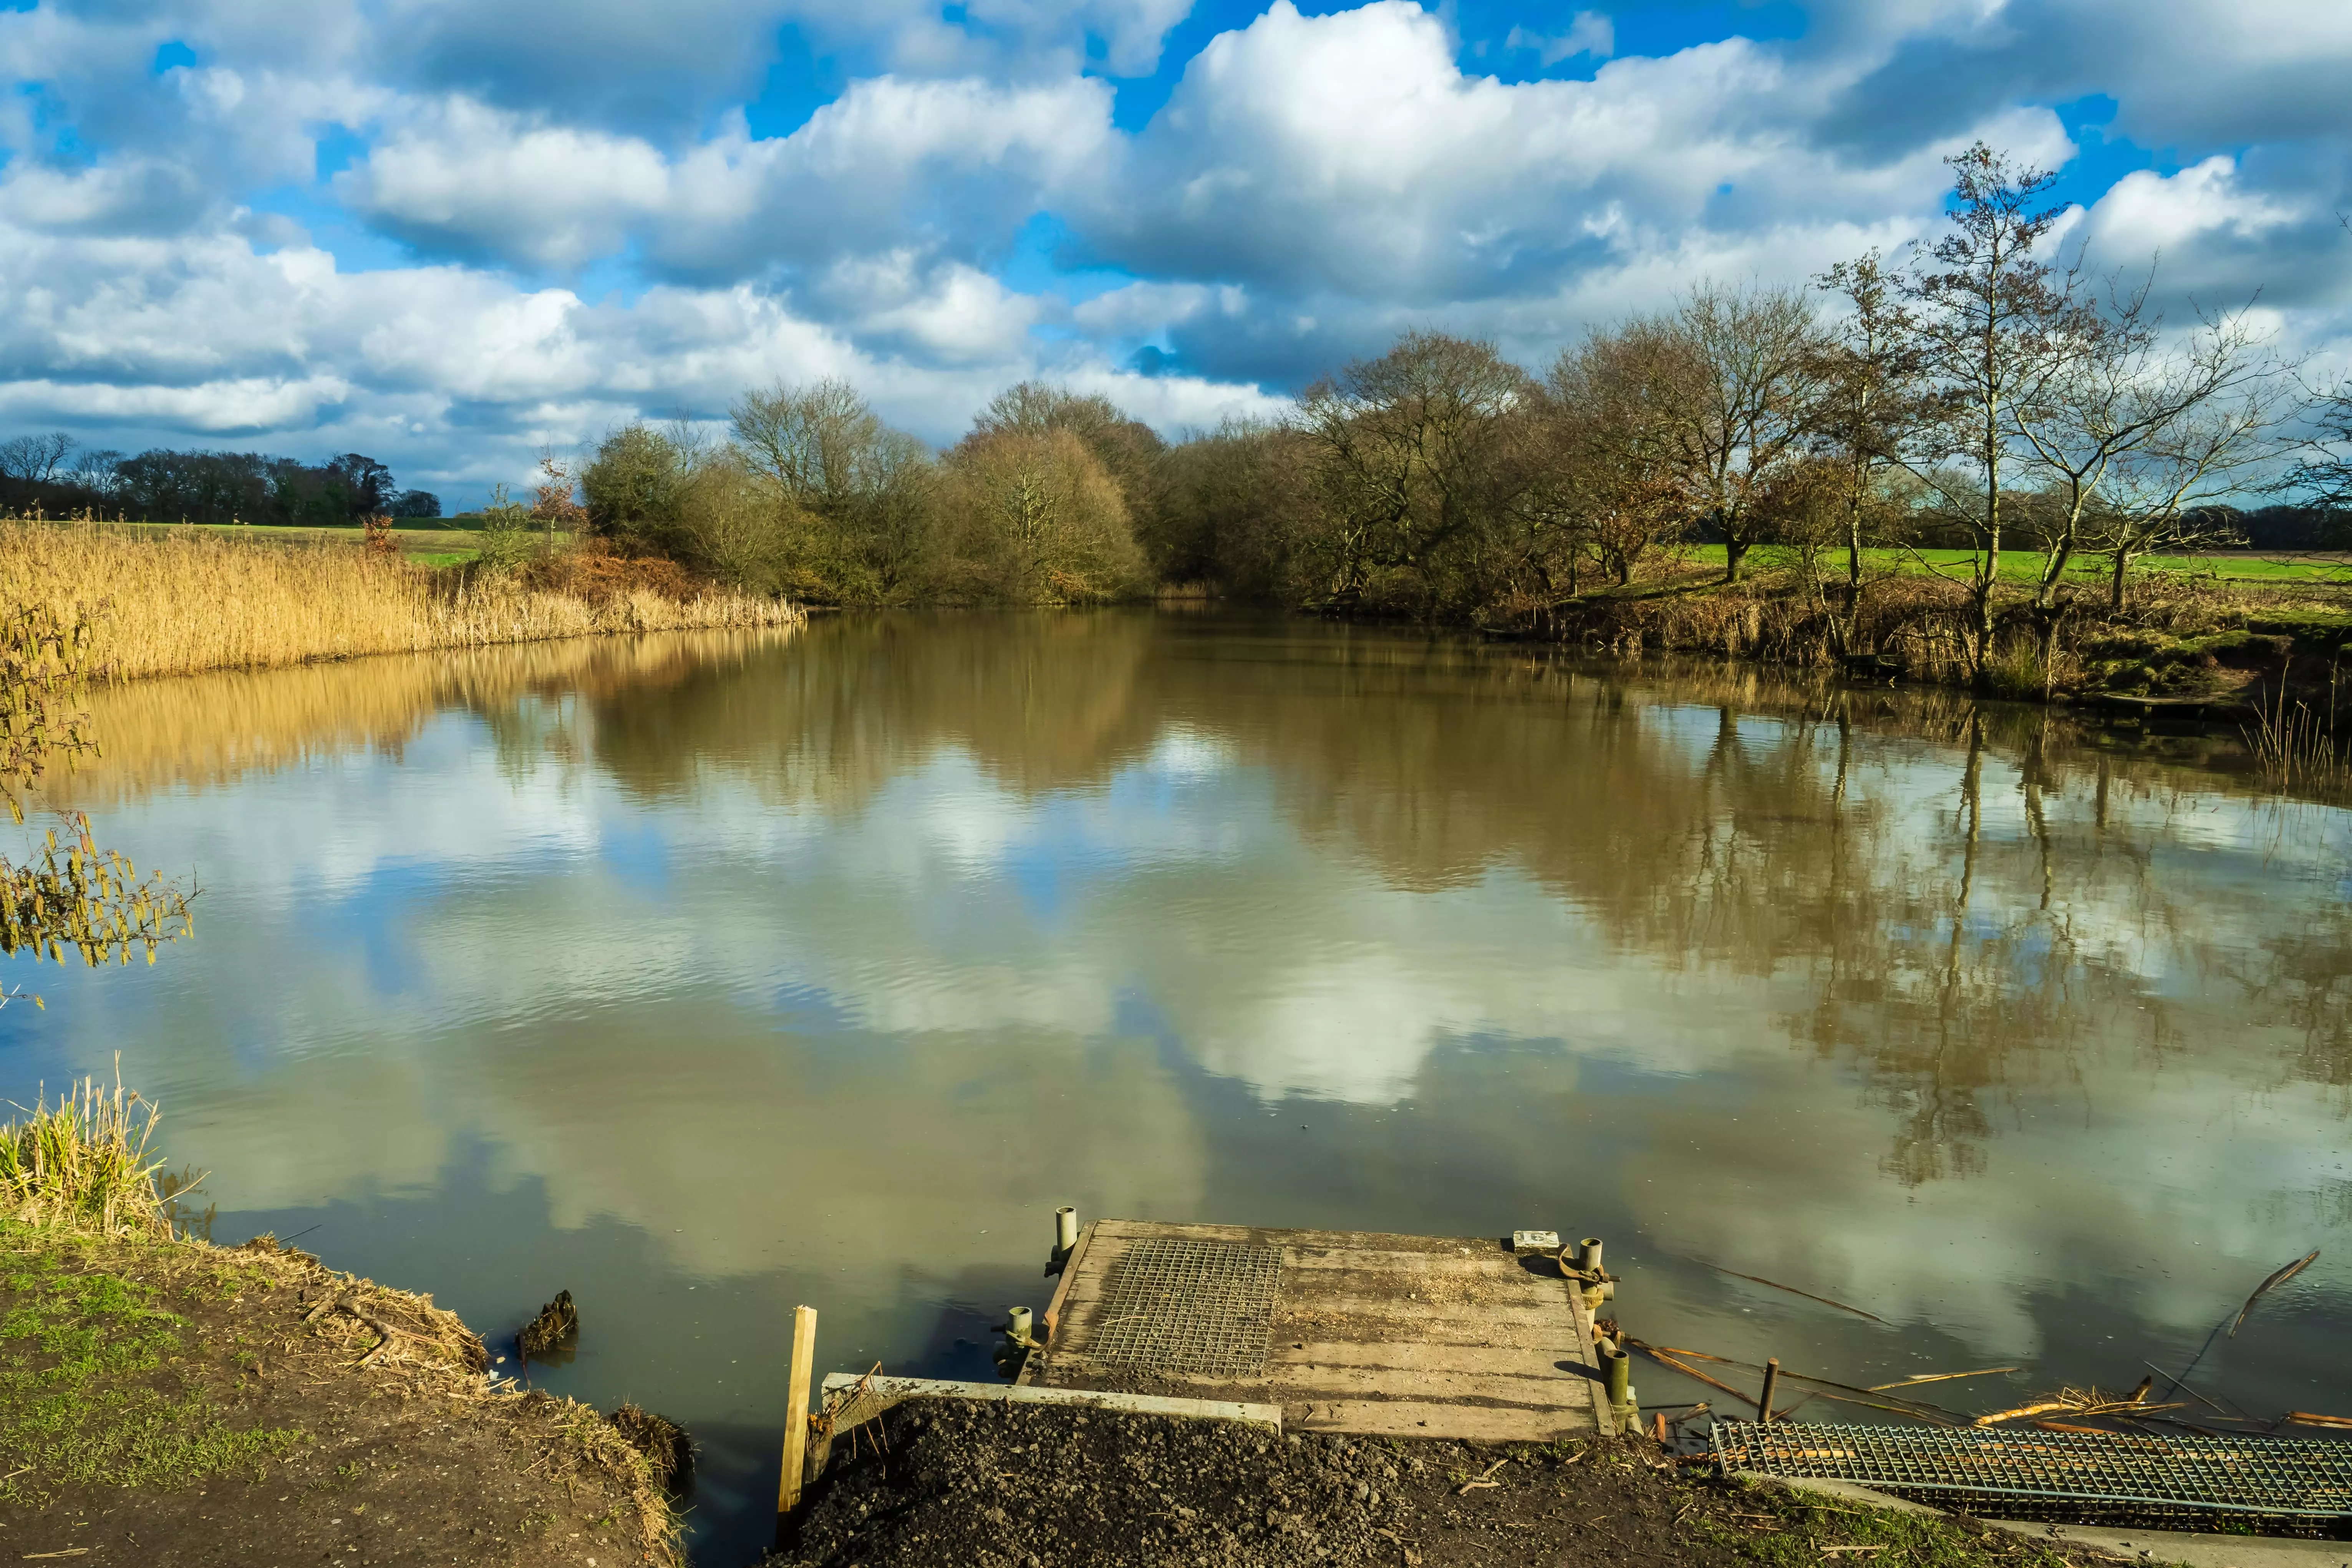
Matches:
[8,610,2352,1561]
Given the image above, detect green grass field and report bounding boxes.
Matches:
[1688,544,2352,585]
[68,519,584,566]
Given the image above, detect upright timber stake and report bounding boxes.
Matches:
[1757,1357,1780,1424]
[777,1305,819,1521]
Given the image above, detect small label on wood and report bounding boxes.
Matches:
[1512,1230,1560,1255]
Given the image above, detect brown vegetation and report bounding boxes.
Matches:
[0,517,801,681]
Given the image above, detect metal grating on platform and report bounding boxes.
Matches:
[1715,1421,2352,1530]
[1086,1238,1282,1379]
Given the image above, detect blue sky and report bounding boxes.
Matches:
[2,0,2349,502]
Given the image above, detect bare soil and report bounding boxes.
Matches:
[0,1230,681,1566]
[763,1397,2127,1568]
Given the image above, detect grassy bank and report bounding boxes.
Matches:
[1537,554,2352,710]
[2,518,799,681]
[0,1076,684,1565]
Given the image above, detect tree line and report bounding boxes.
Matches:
[0,436,439,526]
[570,143,2344,686]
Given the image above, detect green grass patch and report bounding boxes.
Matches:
[1683,544,2352,585]
[0,1228,302,1503]
[1712,1477,2127,1567]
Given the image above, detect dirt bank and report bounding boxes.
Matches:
[764,1397,2120,1568]
[0,1226,681,1566]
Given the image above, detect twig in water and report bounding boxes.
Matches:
[1631,1344,1760,1411]
[2142,1359,2232,1417]
[1693,1260,1887,1323]
[2231,1250,2318,1337]
[1869,1366,2020,1391]
[2284,1411,2352,1430]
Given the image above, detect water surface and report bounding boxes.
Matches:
[9,612,2352,1560]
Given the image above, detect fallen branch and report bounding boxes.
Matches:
[2231,1250,2318,1338]
[1693,1261,1887,1324]
[1868,1366,2020,1391]
[1632,1342,1962,1425]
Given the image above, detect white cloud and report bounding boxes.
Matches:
[1,0,2350,471]
[1504,9,1613,67]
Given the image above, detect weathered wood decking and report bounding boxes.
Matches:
[1021,1219,1609,1442]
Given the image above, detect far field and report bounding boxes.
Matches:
[1687,543,2352,583]
[97,517,553,567]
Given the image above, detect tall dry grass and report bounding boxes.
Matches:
[51,629,795,808]
[0,1062,172,1239]
[1,520,802,681]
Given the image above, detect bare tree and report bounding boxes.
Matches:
[1541,322,1697,590]
[0,432,76,484]
[2014,288,2293,621]
[1898,143,2076,683]
[731,380,945,603]
[732,379,885,512]
[1813,250,1921,645]
[1295,332,1533,608]
[948,429,1143,603]
[1652,283,1827,583]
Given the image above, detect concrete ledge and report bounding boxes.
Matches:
[1734,1473,2352,1566]
[818,1374,1283,1433]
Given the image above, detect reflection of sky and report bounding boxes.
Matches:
[6,622,2352,1560]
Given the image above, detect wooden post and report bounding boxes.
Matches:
[777,1305,818,1520]
[1757,1357,1780,1424]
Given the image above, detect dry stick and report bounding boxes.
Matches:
[2285,1411,2352,1430]
[1694,1261,1887,1324]
[2142,1359,2232,1417]
[1757,1359,1782,1426]
[1642,1344,1964,1420]
[777,1304,818,1522]
[1868,1366,2021,1391]
[1632,1344,1762,1411]
[2231,1250,2319,1338]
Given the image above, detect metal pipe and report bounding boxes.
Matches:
[1757,1357,1780,1422]
[1055,1206,1078,1256]
[1006,1305,1035,1347]
[1579,1237,1604,1275]
[1603,1346,1630,1408]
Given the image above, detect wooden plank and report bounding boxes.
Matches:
[1258,1362,1596,1405]
[1269,1341,1593,1375]
[1094,1220,1510,1254]
[1275,1297,1577,1332]
[1041,1218,1605,1443]
[819,1374,1282,1430]
[1041,1220,1096,1343]
[1292,1399,1593,1441]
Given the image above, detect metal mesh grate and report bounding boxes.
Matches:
[1084,1238,1282,1379]
[1714,1421,2352,1531]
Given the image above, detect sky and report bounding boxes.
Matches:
[2,0,2350,503]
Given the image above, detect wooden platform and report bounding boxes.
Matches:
[1020,1219,1609,1442]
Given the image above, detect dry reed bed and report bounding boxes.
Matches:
[52,628,793,807]
[2,520,801,681]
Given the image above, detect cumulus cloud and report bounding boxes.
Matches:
[1,0,2349,474]
[1503,9,1612,67]
[338,74,1114,278]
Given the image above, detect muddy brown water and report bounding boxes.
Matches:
[8,610,2351,1561]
